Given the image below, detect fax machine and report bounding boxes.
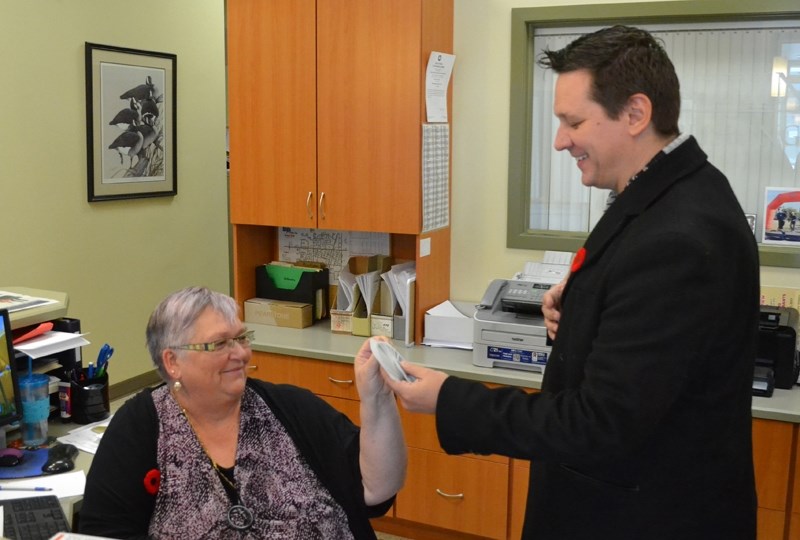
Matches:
[473,279,551,373]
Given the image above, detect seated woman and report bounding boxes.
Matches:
[79,286,406,539]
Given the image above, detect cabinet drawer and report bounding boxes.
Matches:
[250,351,359,400]
[396,447,508,539]
[399,408,508,464]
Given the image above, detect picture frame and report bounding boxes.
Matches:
[761,187,800,246]
[85,43,177,202]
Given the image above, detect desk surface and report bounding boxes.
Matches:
[248,321,800,424]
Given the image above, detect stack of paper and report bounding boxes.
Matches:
[355,271,382,316]
[515,250,573,285]
[423,300,475,350]
[337,269,361,311]
[13,331,90,359]
[382,262,416,317]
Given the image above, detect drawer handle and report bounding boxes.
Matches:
[435,488,464,499]
[306,192,314,220]
[318,192,326,220]
[246,365,257,371]
[328,377,353,386]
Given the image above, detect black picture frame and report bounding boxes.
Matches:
[85,43,177,202]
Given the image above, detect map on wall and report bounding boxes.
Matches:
[278,228,391,284]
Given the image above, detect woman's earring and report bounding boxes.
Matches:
[173,380,182,391]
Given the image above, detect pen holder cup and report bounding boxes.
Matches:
[71,372,110,425]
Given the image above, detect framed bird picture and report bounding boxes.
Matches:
[85,43,177,201]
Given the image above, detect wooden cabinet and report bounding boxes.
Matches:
[250,351,511,539]
[509,459,530,540]
[397,448,508,539]
[228,0,452,232]
[226,0,454,343]
[227,0,317,229]
[753,418,795,540]
[398,410,509,539]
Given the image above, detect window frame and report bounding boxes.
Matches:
[507,0,800,268]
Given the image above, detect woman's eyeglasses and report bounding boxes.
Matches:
[172,330,255,353]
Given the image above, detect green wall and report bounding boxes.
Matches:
[2,0,796,388]
[0,1,229,385]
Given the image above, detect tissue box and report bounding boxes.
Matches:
[244,298,312,329]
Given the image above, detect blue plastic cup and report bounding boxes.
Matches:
[19,373,50,446]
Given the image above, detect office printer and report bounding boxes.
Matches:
[473,279,551,372]
[756,305,799,390]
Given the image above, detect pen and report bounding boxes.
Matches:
[87,362,95,379]
[0,486,53,491]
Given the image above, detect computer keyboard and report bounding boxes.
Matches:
[2,494,70,540]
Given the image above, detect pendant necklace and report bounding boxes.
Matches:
[181,407,254,531]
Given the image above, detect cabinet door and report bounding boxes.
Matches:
[396,447,509,539]
[227,0,318,227]
[509,459,530,540]
[753,418,794,540]
[317,0,424,233]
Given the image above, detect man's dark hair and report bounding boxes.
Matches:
[538,25,680,137]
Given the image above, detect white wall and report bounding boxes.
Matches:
[0,1,229,384]
[450,0,800,301]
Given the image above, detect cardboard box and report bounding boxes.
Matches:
[244,298,312,329]
[370,314,393,337]
[422,300,474,348]
[330,309,353,334]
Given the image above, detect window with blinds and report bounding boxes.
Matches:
[529,22,800,240]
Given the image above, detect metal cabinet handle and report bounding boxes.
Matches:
[435,488,464,499]
[246,365,257,371]
[318,192,326,220]
[306,192,314,220]
[328,376,353,386]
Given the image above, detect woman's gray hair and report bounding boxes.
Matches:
[146,286,240,378]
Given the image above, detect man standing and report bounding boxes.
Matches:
[385,26,759,540]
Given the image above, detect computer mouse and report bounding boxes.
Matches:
[0,448,23,467]
[41,443,79,474]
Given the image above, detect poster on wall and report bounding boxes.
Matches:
[762,187,800,245]
[85,42,177,202]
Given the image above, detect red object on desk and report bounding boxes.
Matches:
[11,322,54,345]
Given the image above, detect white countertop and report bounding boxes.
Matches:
[249,322,800,424]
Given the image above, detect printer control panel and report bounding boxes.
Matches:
[478,279,550,316]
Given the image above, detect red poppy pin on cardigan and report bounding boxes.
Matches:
[144,468,161,495]
[570,248,587,274]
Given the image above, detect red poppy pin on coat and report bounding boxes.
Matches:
[144,468,161,495]
[570,248,587,274]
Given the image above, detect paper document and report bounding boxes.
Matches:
[425,51,455,122]
[385,262,416,317]
[0,470,86,500]
[354,271,381,316]
[427,300,469,319]
[337,269,360,311]
[0,291,57,313]
[57,416,113,454]
[515,250,574,285]
[14,331,90,359]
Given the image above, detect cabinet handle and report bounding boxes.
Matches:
[246,365,257,371]
[318,192,326,221]
[435,488,465,499]
[306,192,314,220]
[328,376,353,386]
